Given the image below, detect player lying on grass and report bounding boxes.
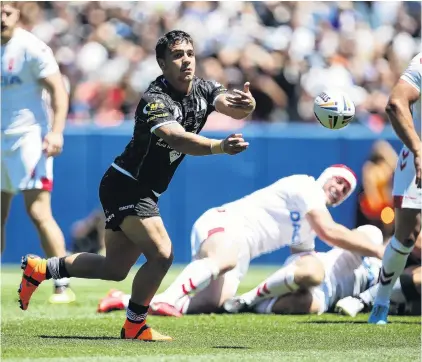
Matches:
[97,165,385,316]
[336,232,421,317]
[224,225,382,315]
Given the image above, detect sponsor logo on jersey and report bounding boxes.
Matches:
[119,204,134,211]
[1,75,22,86]
[156,138,173,149]
[290,211,301,244]
[143,101,165,116]
[169,150,182,164]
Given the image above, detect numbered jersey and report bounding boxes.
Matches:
[400,52,421,137]
[222,175,328,259]
[113,76,227,194]
[1,28,58,134]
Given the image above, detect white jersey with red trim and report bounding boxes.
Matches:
[400,52,421,137]
[1,28,59,134]
[221,175,328,259]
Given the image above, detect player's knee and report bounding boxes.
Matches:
[294,257,325,288]
[149,244,174,271]
[106,268,130,282]
[219,257,237,274]
[26,201,52,225]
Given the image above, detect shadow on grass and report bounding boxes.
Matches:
[40,335,120,340]
[213,346,251,350]
[300,320,421,325]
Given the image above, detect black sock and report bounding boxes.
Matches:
[46,268,52,280]
[126,300,149,324]
[59,257,70,278]
[46,257,71,279]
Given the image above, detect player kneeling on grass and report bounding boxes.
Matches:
[233,225,383,315]
[98,165,384,316]
[336,232,421,317]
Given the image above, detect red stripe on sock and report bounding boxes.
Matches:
[182,284,188,295]
[189,278,196,290]
[262,283,270,294]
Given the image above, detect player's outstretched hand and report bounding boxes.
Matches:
[43,131,64,157]
[222,133,249,155]
[414,151,421,188]
[226,82,256,112]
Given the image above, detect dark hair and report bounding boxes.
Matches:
[155,30,194,62]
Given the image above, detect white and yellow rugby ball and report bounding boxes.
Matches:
[314,91,355,129]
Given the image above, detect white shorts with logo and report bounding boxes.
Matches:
[190,207,251,285]
[393,146,422,209]
[1,127,53,194]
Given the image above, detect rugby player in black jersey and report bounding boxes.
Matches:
[18,30,256,341]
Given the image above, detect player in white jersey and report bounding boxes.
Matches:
[336,232,421,318]
[242,225,383,316]
[368,52,422,324]
[1,3,74,303]
[97,165,385,316]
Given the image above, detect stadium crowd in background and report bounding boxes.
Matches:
[15,1,421,130]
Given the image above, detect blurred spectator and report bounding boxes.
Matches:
[15,1,421,127]
[71,209,105,255]
[355,140,398,241]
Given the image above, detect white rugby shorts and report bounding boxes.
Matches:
[190,207,251,282]
[393,146,421,209]
[1,127,53,194]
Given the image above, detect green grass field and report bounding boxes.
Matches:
[1,265,421,362]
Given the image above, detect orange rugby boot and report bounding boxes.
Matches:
[120,319,173,341]
[18,254,47,310]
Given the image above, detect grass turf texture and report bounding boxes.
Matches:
[2,265,421,361]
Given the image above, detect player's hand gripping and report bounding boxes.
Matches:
[226,82,256,112]
[414,150,421,188]
[43,131,64,157]
[222,133,249,155]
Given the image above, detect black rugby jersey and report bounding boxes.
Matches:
[113,75,227,194]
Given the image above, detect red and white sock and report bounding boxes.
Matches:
[154,258,220,306]
[241,266,299,306]
[174,294,191,314]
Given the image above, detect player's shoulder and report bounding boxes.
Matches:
[271,174,318,197]
[193,76,225,93]
[407,52,422,69]
[283,174,318,189]
[400,52,421,91]
[142,77,174,104]
[15,28,50,52]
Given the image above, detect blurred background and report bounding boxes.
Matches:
[3,1,421,264]
[16,0,421,129]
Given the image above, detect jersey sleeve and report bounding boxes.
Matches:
[28,43,59,79]
[135,94,177,134]
[204,80,227,112]
[400,53,422,93]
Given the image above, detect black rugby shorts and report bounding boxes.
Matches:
[99,166,160,231]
